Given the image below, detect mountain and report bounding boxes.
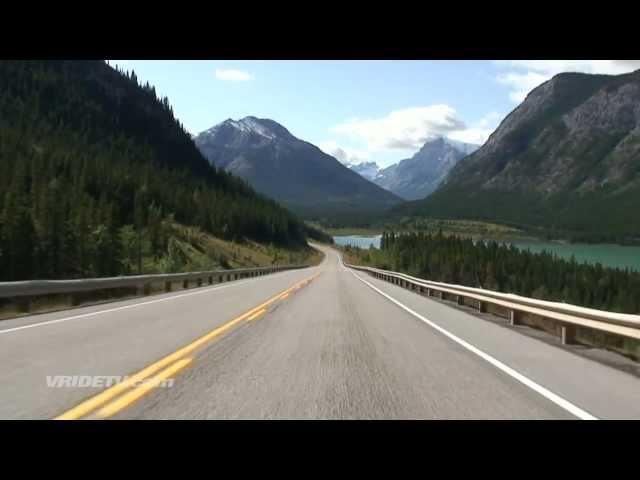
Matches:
[397,69,640,242]
[374,137,478,200]
[0,61,312,281]
[194,117,401,216]
[348,161,380,181]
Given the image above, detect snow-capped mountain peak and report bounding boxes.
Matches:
[347,161,380,181]
[366,136,480,200]
[199,116,293,142]
[441,136,479,155]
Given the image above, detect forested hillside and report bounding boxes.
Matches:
[0,61,312,280]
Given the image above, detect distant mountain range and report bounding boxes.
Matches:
[345,137,478,200]
[374,137,478,200]
[194,117,401,216]
[395,69,640,241]
[348,161,380,181]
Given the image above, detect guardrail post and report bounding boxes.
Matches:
[165,281,172,292]
[561,325,576,345]
[457,295,464,305]
[70,293,81,306]
[478,301,487,313]
[508,309,517,326]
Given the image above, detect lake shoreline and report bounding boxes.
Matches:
[334,234,640,272]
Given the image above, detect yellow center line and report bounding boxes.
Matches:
[280,292,290,299]
[96,358,193,419]
[54,271,320,420]
[247,308,267,321]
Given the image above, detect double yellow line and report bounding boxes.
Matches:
[55,272,320,420]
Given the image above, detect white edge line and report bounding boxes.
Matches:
[0,269,302,335]
[346,266,598,420]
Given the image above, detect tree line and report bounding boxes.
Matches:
[348,231,640,314]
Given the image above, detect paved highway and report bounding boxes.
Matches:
[1,245,639,419]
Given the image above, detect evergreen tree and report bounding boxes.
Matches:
[355,231,640,314]
[0,60,311,280]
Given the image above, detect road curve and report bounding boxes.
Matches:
[1,245,639,419]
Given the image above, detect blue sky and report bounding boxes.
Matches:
[108,60,640,168]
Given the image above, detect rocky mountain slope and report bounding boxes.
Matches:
[347,161,380,181]
[374,137,478,200]
[396,70,640,242]
[194,117,401,216]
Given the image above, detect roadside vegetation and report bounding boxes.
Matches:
[342,231,640,314]
[0,61,314,281]
[126,221,323,275]
[0,223,323,321]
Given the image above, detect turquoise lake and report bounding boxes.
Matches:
[333,235,640,271]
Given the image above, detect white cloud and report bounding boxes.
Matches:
[316,140,370,165]
[327,105,501,162]
[449,111,503,145]
[495,60,640,103]
[331,105,466,152]
[497,71,550,103]
[316,106,503,170]
[215,68,253,82]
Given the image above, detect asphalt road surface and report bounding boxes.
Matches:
[1,245,639,419]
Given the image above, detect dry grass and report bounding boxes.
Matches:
[0,224,322,321]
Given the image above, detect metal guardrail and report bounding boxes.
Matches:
[0,264,309,300]
[345,263,640,347]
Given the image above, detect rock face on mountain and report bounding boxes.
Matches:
[397,70,640,241]
[348,161,380,181]
[374,137,478,200]
[194,117,401,216]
